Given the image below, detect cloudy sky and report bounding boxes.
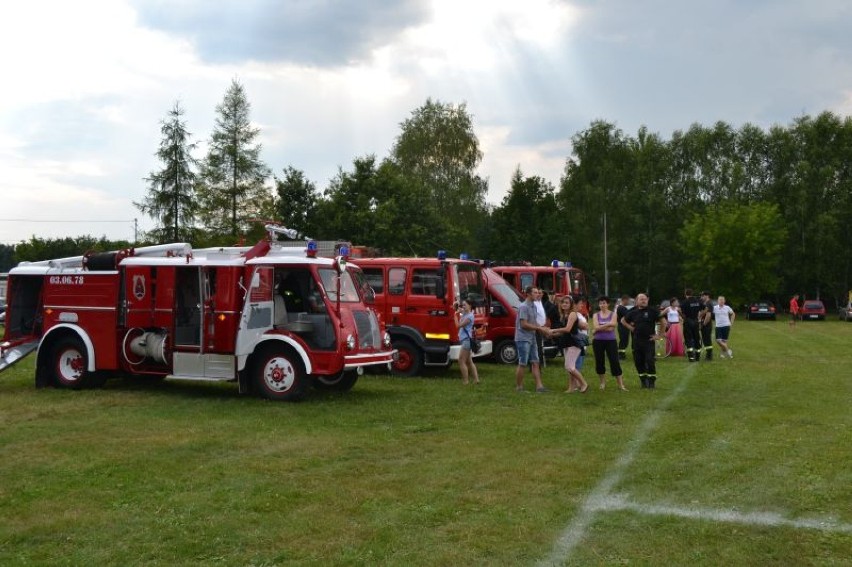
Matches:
[2,0,851,245]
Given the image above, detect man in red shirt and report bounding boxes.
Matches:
[788,294,800,328]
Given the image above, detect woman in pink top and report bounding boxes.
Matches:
[592,296,627,391]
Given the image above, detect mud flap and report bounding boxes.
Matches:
[0,340,39,374]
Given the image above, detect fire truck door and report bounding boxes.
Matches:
[174,267,203,349]
[235,266,274,357]
[405,267,447,338]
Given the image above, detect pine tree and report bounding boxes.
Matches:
[136,101,198,242]
[197,79,272,240]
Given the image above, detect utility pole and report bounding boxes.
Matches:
[603,211,609,297]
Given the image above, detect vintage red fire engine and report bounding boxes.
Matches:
[0,226,395,401]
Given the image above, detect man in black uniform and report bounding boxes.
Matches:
[620,293,666,389]
[699,291,714,360]
[681,288,703,362]
[615,295,632,360]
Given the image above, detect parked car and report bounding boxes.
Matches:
[839,301,852,321]
[746,301,776,320]
[800,300,826,320]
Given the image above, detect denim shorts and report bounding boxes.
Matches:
[460,338,471,352]
[516,340,539,365]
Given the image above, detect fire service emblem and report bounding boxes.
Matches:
[133,275,146,300]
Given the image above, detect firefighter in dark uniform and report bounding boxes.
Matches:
[699,290,714,360]
[681,289,703,362]
[620,293,666,389]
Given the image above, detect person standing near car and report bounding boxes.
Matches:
[620,293,666,389]
[788,294,800,328]
[454,298,480,385]
[714,295,736,358]
[699,291,714,360]
[682,289,703,362]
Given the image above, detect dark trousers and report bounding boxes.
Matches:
[633,340,657,387]
[684,319,700,359]
[700,323,713,358]
[593,339,622,376]
[617,325,630,357]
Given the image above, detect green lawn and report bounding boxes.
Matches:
[1,320,851,566]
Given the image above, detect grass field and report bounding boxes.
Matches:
[1,320,851,566]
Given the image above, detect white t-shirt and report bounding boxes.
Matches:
[713,304,734,327]
[577,313,589,338]
[534,300,546,325]
[667,308,680,323]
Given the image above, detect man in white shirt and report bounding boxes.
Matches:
[533,288,547,366]
[713,296,736,358]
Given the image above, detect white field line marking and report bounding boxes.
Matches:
[590,493,852,534]
[539,364,697,566]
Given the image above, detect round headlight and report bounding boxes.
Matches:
[383,332,391,348]
[346,334,356,351]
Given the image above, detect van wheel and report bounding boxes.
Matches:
[314,370,359,392]
[496,340,518,365]
[51,337,91,389]
[253,346,308,401]
[391,339,422,377]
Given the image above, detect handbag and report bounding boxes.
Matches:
[464,328,481,354]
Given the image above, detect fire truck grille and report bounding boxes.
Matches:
[354,310,381,349]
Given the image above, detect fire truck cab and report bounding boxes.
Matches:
[0,227,394,401]
[354,254,492,376]
[490,261,590,301]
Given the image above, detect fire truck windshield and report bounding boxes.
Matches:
[454,263,485,306]
[490,282,522,309]
[318,268,360,302]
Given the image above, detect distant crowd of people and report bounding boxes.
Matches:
[509,287,736,392]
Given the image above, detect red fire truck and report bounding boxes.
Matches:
[490,261,590,301]
[482,268,561,364]
[354,253,492,376]
[0,226,394,401]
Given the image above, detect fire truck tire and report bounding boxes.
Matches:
[495,340,519,365]
[390,339,423,377]
[50,337,92,390]
[313,370,359,392]
[253,345,309,401]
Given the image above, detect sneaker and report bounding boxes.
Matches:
[728,349,733,359]
[536,387,550,393]
[516,386,526,392]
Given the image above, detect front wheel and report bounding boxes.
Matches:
[253,346,309,401]
[495,340,518,364]
[390,339,423,377]
[314,370,359,392]
[50,337,92,389]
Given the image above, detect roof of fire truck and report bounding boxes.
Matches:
[9,238,345,276]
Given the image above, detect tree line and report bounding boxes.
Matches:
[2,79,850,310]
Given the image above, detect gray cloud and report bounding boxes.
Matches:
[132,0,431,66]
